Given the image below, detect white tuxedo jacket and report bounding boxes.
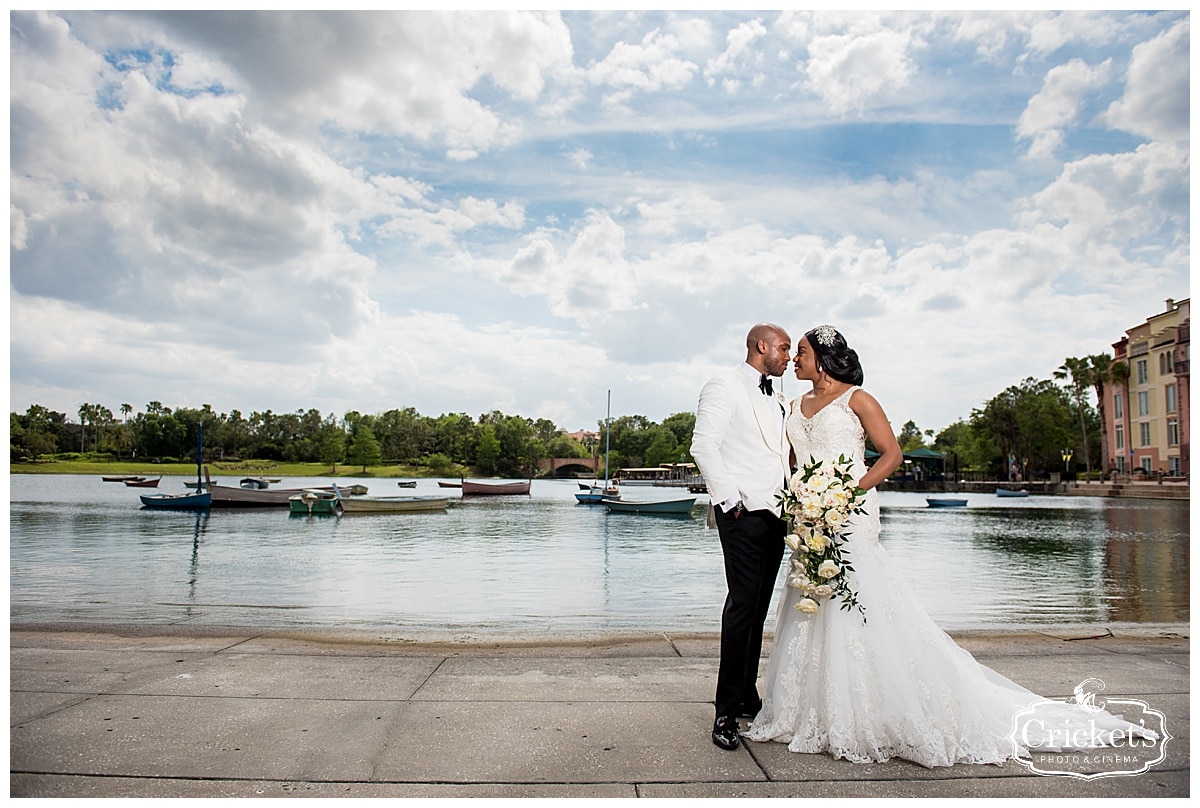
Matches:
[690,367,790,515]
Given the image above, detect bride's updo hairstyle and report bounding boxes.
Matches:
[806,325,864,386]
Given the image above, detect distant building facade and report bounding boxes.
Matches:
[566,429,599,445]
[1107,297,1189,477]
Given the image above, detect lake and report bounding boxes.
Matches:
[9,475,1189,640]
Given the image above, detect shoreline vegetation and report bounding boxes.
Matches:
[9,459,471,478]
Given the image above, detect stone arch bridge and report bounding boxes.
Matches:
[537,457,600,477]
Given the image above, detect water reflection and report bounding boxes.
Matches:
[8,475,1189,635]
[1102,502,1189,623]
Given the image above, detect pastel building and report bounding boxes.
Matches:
[1107,297,1190,477]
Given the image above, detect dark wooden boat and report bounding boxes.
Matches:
[438,481,463,489]
[397,481,418,488]
[124,477,162,488]
[460,479,531,496]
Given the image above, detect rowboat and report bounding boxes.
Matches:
[926,497,968,508]
[139,491,212,510]
[461,480,531,496]
[576,488,620,504]
[240,477,270,489]
[438,481,463,489]
[124,477,162,488]
[288,491,340,515]
[209,483,341,507]
[603,497,696,515]
[995,488,1029,498]
[338,495,448,514]
[183,479,216,489]
[103,475,144,482]
[397,481,418,488]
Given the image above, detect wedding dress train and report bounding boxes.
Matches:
[744,386,1155,767]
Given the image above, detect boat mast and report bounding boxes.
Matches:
[196,422,203,491]
[604,389,611,489]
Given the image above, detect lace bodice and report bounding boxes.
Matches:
[786,386,865,475]
[785,386,878,547]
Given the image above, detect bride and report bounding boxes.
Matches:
[743,325,1156,767]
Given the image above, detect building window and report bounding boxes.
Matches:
[1138,391,1150,416]
[1116,454,1126,473]
[1168,418,1179,446]
[1115,425,1124,450]
[1160,352,1171,375]
[1169,456,1181,476]
[1166,384,1177,413]
[1136,359,1148,384]
[1141,456,1153,473]
[1113,393,1123,419]
[1139,422,1151,447]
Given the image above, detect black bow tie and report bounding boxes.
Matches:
[759,374,773,396]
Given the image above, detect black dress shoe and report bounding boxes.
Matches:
[738,699,763,719]
[712,715,740,750]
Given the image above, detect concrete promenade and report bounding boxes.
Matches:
[11,623,1189,798]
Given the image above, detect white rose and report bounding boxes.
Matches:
[784,532,802,552]
[808,473,832,493]
[801,500,823,519]
[788,471,807,494]
[795,598,820,614]
[825,509,847,530]
[814,584,833,598]
[818,560,840,579]
[804,531,829,552]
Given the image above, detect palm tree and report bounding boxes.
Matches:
[1088,353,1129,477]
[77,403,92,452]
[120,403,132,423]
[1054,357,1093,475]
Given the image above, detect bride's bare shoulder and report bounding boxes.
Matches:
[848,388,886,415]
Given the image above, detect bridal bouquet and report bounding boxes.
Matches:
[777,454,868,622]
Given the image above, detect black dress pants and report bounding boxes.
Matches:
[714,507,786,719]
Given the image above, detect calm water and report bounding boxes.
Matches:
[9,475,1189,639]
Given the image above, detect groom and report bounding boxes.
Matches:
[690,323,792,750]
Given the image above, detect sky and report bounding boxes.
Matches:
[9,9,1191,436]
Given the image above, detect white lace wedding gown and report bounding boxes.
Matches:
[744,387,1153,767]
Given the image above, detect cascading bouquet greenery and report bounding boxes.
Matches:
[777,453,868,622]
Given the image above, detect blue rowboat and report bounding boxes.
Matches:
[995,488,1029,498]
[926,497,967,508]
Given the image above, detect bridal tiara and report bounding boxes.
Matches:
[812,324,838,346]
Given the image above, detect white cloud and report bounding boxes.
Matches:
[1098,18,1190,145]
[703,18,766,88]
[803,27,918,115]
[1016,58,1112,157]
[587,28,700,96]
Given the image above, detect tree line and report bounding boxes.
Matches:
[11,352,1123,480]
[9,401,698,478]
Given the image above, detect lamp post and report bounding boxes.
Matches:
[1061,448,1073,478]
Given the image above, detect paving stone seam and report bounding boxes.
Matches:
[11,767,1189,785]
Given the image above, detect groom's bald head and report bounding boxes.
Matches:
[745,323,791,376]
